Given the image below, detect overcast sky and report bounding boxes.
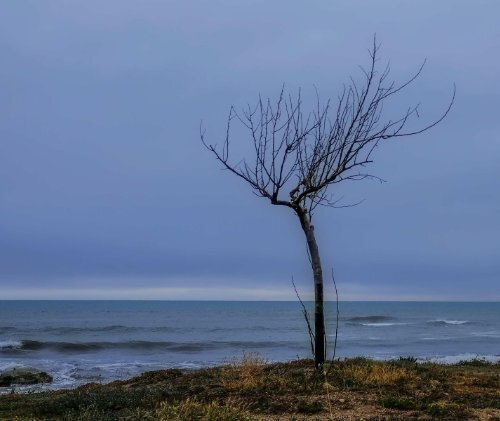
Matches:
[1,1,499,300]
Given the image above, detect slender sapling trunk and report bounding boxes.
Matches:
[296,206,325,370]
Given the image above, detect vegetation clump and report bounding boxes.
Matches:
[0,366,53,387]
[0,356,498,420]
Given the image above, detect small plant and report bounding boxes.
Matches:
[427,401,470,419]
[297,399,323,414]
[379,394,417,410]
[64,404,107,421]
[399,356,418,363]
[220,353,267,392]
[391,356,418,369]
[456,358,493,367]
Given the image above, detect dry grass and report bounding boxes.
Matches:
[220,352,268,391]
[331,358,416,388]
[137,398,252,421]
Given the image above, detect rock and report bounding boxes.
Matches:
[0,366,53,387]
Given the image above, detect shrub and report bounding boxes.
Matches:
[220,353,267,392]
[427,401,470,419]
[379,394,417,410]
[297,399,323,414]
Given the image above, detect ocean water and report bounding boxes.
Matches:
[0,301,498,392]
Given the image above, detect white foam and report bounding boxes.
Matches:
[421,353,500,364]
[0,362,28,371]
[431,319,468,325]
[178,362,203,369]
[0,340,23,349]
[471,331,500,338]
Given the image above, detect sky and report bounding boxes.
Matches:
[0,1,499,301]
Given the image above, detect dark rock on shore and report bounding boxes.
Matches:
[0,366,53,387]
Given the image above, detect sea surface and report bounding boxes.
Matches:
[0,301,498,392]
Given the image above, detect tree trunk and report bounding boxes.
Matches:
[295,207,325,371]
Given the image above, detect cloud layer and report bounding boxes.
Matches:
[1,1,499,300]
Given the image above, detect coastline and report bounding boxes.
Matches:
[1,357,498,420]
[2,301,499,393]
[2,352,499,395]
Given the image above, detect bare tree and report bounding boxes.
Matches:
[201,40,454,371]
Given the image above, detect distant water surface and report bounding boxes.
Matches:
[0,301,498,391]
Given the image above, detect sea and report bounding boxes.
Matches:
[0,301,498,392]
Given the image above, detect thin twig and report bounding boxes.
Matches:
[292,277,315,357]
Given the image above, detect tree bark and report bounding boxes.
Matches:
[295,207,325,371]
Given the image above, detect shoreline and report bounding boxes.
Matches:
[2,352,500,395]
[1,357,498,420]
[0,353,500,396]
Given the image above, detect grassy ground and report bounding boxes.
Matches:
[0,355,498,420]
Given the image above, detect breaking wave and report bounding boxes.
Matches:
[345,316,397,326]
[428,319,469,326]
[0,339,289,354]
[0,340,24,350]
